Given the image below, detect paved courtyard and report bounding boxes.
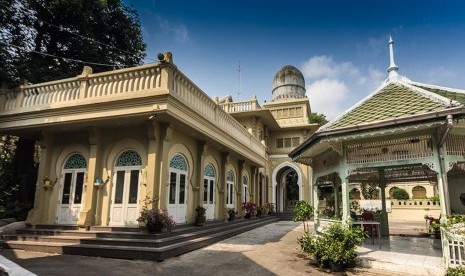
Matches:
[0,221,435,276]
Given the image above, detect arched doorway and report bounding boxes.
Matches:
[57,153,87,225]
[109,150,142,226]
[203,164,215,220]
[167,154,189,223]
[273,163,302,212]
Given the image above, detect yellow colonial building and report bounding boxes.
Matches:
[0,52,318,227]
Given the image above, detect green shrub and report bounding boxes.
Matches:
[297,222,367,271]
[447,266,465,276]
[392,188,409,200]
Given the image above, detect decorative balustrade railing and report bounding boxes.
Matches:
[0,63,266,158]
[1,64,164,110]
[219,99,261,113]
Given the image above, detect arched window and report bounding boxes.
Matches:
[203,164,215,208]
[116,150,142,167]
[64,153,87,169]
[242,175,248,203]
[412,186,427,199]
[226,170,234,207]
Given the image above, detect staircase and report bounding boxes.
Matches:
[276,211,295,221]
[1,216,279,262]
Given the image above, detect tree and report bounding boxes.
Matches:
[0,0,147,218]
[1,0,146,86]
[310,112,328,125]
[392,188,409,200]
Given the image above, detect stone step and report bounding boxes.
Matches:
[4,217,279,261]
[4,218,276,249]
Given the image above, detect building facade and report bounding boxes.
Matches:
[0,53,318,227]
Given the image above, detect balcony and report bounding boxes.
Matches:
[0,59,266,164]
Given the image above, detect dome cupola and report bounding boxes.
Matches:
[271,65,306,102]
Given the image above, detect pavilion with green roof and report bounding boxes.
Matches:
[289,38,465,263]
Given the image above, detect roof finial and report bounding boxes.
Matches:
[387,36,399,79]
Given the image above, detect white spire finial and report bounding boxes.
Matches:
[387,36,399,79]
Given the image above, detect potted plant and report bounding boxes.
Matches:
[195,205,207,226]
[242,201,257,219]
[265,203,276,215]
[425,215,441,239]
[227,208,238,221]
[137,197,175,233]
[297,222,366,272]
[256,206,267,218]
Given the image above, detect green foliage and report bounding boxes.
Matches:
[297,222,367,271]
[310,112,329,125]
[447,266,465,276]
[0,135,19,218]
[227,208,238,221]
[392,188,409,200]
[293,200,314,233]
[429,195,440,202]
[195,205,206,218]
[360,181,379,199]
[137,196,175,232]
[1,0,147,86]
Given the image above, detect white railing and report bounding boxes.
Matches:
[1,62,266,160]
[443,223,465,268]
[219,99,261,113]
[87,66,161,98]
[21,79,80,108]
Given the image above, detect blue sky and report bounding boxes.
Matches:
[125,0,465,119]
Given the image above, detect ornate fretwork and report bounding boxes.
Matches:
[204,164,215,177]
[169,154,187,171]
[347,164,437,183]
[424,162,435,172]
[116,150,142,167]
[327,140,343,156]
[449,162,456,172]
[64,154,87,169]
[227,170,234,181]
[313,151,340,173]
[346,135,433,164]
[446,134,465,156]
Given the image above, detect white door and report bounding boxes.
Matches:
[57,170,86,224]
[203,177,215,220]
[167,170,187,223]
[109,168,140,226]
[226,171,235,209]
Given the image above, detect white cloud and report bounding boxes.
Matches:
[306,78,349,120]
[427,66,457,84]
[301,56,359,79]
[157,17,190,43]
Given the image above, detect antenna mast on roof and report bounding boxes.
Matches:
[237,61,241,100]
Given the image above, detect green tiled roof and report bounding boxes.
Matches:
[410,83,465,104]
[325,81,451,130]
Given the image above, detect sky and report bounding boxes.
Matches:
[125,0,465,119]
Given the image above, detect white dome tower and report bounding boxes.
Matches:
[271,65,306,102]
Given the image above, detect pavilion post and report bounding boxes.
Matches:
[378,168,389,237]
